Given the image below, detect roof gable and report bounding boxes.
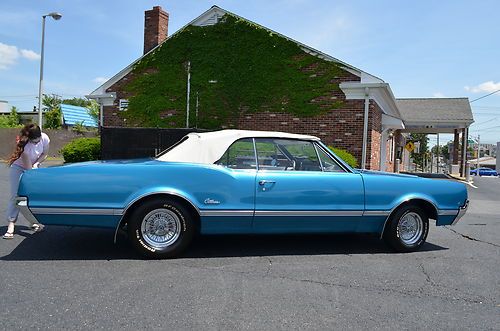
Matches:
[89,6,381,96]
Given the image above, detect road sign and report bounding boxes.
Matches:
[405,141,415,152]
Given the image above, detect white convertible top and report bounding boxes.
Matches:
[157,129,320,164]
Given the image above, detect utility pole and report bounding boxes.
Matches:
[476,134,480,172]
[186,61,191,128]
[436,133,440,173]
[195,91,199,129]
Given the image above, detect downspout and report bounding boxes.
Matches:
[361,87,370,169]
[99,102,104,130]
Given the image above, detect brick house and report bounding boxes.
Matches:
[88,6,472,172]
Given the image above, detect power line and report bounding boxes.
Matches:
[472,124,500,132]
[470,89,500,103]
[470,117,499,127]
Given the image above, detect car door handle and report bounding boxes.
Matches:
[259,180,276,185]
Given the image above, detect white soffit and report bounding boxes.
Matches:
[382,114,405,130]
[340,82,402,120]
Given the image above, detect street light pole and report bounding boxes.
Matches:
[37,12,62,130]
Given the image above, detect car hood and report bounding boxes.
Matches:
[358,169,418,179]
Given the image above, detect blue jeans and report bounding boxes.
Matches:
[6,164,25,223]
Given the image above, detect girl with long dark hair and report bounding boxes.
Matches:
[3,123,50,239]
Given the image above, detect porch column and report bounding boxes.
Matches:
[460,127,468,177]
[379,129,389,171]
[453,129,459,164]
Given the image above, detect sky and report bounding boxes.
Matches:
[0,0,499,144]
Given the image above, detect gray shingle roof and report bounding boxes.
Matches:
[396,98,474,123]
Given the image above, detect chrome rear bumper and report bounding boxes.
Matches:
[15,196,39,225]
[451,200,469,225]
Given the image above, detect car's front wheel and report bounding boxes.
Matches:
[127,198,195,258]
[383,204,429,252]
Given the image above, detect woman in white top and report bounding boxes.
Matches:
[3,123,50,239]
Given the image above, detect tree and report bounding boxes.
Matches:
[42,94,62,129]
[86,99,100,124]
[409,133,429,170]
[0,106,22,128]
[10,106,21,125]
[42,94,61,111]
[62,97,89,107]
[431,145,449,160]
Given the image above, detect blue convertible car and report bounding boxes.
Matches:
[16,130,468,258]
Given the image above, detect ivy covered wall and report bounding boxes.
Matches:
[118,15,347,129]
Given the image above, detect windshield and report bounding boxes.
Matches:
[317,141,356,173]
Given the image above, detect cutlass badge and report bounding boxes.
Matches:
[204,198,220,205]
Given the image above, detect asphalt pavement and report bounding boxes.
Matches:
[0,164,499,330]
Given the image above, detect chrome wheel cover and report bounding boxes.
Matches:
[140,208,181,248]
[398,212,423,245]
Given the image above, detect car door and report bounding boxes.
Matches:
[253,138,365,233]
[201,138,257,234]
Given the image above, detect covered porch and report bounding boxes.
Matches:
[387,98,474,176]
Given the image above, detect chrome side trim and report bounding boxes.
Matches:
[437,210,459,216]
[254,210,363,217]
[363,210,391,216]
[252,138,259,171]
[200,210,370,217]
[199,210,254,217]
[451,200,469,225]
[379,197,439,239]
[15,196,39,225]
[30,207,124,216]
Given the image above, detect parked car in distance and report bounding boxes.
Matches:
[470,167,498,176]
[16,130,469,258]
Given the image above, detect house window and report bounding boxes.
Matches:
[119,99,129,111]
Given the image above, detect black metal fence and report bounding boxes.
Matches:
[101,127,208,159]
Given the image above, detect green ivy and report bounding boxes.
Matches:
[122,15,344,128]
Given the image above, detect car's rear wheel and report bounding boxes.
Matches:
[128,198,195,258]
[383,204,429,252]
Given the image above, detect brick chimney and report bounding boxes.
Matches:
[143,6,169,54]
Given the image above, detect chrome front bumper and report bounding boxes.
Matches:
[451,200,469,225]
[15,196,39,225]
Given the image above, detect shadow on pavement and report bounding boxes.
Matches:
[1,225,447,261]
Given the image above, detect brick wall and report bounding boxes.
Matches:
[236,99,366,164]
[103,56,389,168]
[366,101,383,170]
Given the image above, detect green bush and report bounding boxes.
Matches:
[61,137,101,163]
[0,107,22,128]
[327,146,359,168]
